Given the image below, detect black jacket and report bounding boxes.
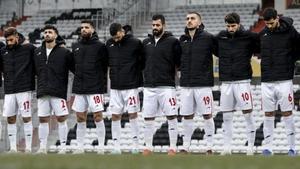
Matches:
[0,33,36,94]
[216,26,260,81]
[179,26,216,87]
[106,34,143,90]
[34,37,74,100]
[142,31,181,87]
[72,32,108,94]
[259,17,300,82]
[0,41,5,87]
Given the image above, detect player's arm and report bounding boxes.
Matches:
[212,35,219,57]
[173,39,182,70]
[67,49,75,74]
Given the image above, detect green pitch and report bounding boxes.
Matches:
[0,154,299,169]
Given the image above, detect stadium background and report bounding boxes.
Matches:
[0,0,300,168]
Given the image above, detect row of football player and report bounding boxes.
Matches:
[0,7,299,155]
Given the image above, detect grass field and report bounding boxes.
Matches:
[0,154,299,169]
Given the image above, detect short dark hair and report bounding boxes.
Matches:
[152,14,165,25]
[263,7,277,21]
[123,25,132,34]
[81,20,95,28]
[188,11,202,20]
[42,24,58,34]
[109,23,123,36]
[4,27,18,38]
[224,12,240,24]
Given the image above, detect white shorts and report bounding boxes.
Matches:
[38,96,69,117]
[72,94,105,113]
[142,87,178,118]
[220,80,253,111]
[261,80,294,112]
[3,91,32,118]
[109,89,140,114]
[180,87,214,116]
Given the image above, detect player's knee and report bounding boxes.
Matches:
[166,115,177,120]
[183,114,194,120]
[144,117,155,121]
[39,116,50,123]
[93,112,103,122]
[265,112,275,117]
[7,116,16,124]
[22,117,31,123]
[76,114,86,122]
[57,115,67,123]
[128,113,138,120]
[203,114,212,120]
[242,109,252,114]
[282,111,292,117]
[112,114,121,121]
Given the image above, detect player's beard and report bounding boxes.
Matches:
[228,31,235,35]
[81,31,92,39]
[45,38,55,43]
[187,27,197,31]
[152,29,163,37]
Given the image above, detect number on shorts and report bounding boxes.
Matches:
[23,101,30,110]
[169,98,176,106]
[93,95,102,104]
[61,100,66,108]
[241,92,250,101]
[203,96,210,105]
[129,96,137,105]
[288,93,293,102]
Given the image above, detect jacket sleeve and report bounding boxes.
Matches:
[252,32,260,56]
[173,39,182,68]
[30,44,37,76]
[0,50,2,87]
[67,49,75,74]
[100,44,109,75]
[212,35,219,57]
[291,26,300,61]
[138,40,145,70]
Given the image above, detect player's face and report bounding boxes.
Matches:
[226,23,240,34]
[112,29,125,42]
[264,17,279,31]
[6,35,19,48]
[186,13,201,30]
[43,29,57,43]
[152,19,164,37]
[80,23,94,38]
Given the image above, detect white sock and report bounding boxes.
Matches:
[144,120,155,150]
[263,116,274,151]
[76,122,86,149]
[222,112,233,149]
[7,123,17,151]
[95,120,105,148]
[204,117,215,150]
[111,120,121,149]
[168,118,178,150]
[38,122,49,150]
[129,118,139,148]
[58,121,68,149]
[282,115,295,150]
[182,118,194,151]
[24,121,33,151]
[243,113,256,148]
